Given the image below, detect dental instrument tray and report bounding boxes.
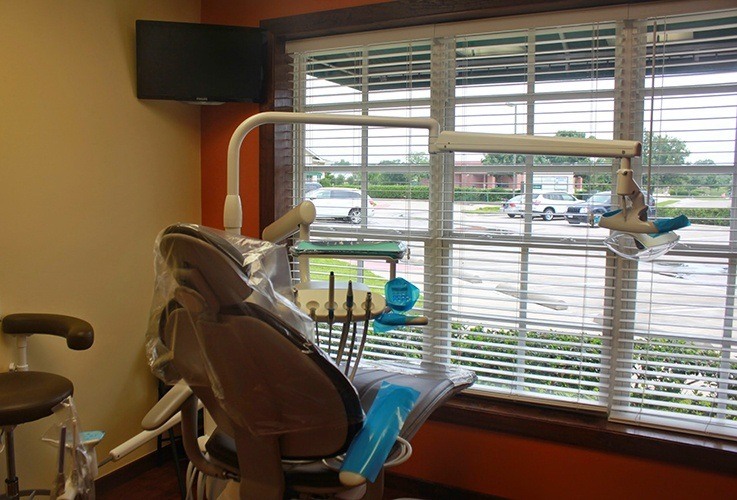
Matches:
[291,240,407,260]
[294,280,386,322]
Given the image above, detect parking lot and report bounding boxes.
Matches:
[309,197,733,338]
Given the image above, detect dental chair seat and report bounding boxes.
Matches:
[202,362,470,490]
[0,372,73,426]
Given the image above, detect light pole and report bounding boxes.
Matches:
[506,102,520,184]
[505,102,519,135]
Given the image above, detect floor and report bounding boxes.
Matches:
[96,455,411,499]
[97,458,182,499]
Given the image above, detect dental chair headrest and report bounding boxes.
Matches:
[159,225,254,311]
[162,224,251,271]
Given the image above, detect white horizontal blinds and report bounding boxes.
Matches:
[453,24,616,240]
[610,11,737,438]
[441,24,619,406]
[293,41,436,360]
[289,5,737,437]
[437,243,611,406]
[639,12,737,247]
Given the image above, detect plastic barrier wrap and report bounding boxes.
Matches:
[340,382,419,484]
[146,224,313,384]
[145,224,363,437]
[42,397,95,500]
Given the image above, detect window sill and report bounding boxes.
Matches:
[430,393,737,476]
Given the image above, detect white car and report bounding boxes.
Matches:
[502,191,581,221]
[305,188,376,224]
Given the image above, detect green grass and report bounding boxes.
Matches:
[462,205,502,214]
[308,258,388,296]
[308,257,425,310]
[656,199,679,207]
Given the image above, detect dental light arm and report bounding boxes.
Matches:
[225,112,441,234]
[261,201,316,244]
[225,111,643,235]
[434,131,641,158]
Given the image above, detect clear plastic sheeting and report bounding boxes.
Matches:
[42,397,94,500]
[359,360,477,388]
[145,223,364,437]
[146,223,314,384]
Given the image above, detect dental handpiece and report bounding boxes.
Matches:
[349,292,372,381]
[327,272,335,356]
[336,281,353,366]
[308,302,319,344]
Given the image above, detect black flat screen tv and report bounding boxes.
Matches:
[136,20,265,104]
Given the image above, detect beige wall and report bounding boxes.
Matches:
[0,1,201,484]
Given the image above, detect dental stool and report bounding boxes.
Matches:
[0,313,94,500]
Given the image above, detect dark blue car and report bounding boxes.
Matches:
[566,191,655,226]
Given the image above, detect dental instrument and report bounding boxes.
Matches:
[51,426,67,499]
[349,292,373,381]
[345,322,358,377]
[335,281,354,366]
[328,271,335,355]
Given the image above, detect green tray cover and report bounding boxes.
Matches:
[291,240,406,260]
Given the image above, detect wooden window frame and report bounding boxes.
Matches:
[256,0,737,475]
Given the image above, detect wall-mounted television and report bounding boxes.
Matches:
[136,20,265,104]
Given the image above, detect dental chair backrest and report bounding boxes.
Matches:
[154,224,364,460]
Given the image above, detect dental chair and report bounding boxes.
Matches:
[145,223,475,499]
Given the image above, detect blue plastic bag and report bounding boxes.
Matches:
[339,382,420,484]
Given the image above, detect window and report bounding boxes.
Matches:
[288,5,737,439]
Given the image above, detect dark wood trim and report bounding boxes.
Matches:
[258,24,295,232]
[431,393,737,476]
[261,0,658,41]
[386,471,503,499]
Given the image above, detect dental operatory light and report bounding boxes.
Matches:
[226,111,687,260]
[597,163,690,261]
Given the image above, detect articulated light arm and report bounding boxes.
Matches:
[224,111,641,234]
[434,131,641,158]
[225,111,440,234]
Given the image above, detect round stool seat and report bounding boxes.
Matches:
[0,371,73,426]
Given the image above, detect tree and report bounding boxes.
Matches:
[481,131,596,167]
[641,132,690,189]
[642,132,690,166]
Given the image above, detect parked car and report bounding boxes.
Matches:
[565,191,656,226]
[305,187,376,224]
[501,195,525,218]
[304,181,322,194]
[501,191,581,221]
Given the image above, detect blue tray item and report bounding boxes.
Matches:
[340,382,420,484]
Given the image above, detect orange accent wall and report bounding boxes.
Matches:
[200,0,390,236]
[199,1,737,497]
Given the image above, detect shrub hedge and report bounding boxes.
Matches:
[656,207,731,226]
[363,185,515,202]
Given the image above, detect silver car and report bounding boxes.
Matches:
[502,191,581,221]
[305,188,376,224]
